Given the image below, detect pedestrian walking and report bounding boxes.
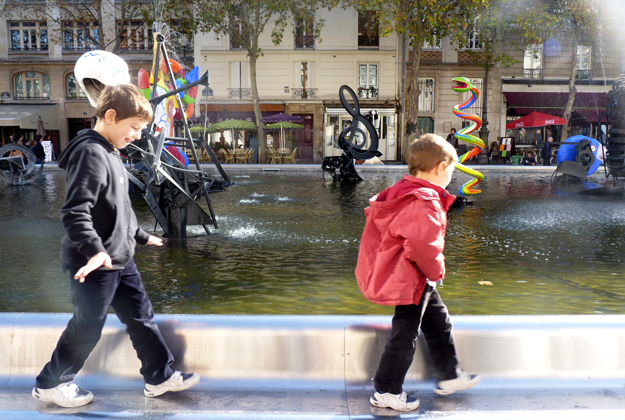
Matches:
[32,84,199,408]
[355,134,480,412]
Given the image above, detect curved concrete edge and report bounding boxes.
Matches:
[2,314,625,387]
[3,314,625,419]
[39,162,585,174]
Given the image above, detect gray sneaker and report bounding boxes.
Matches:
[32,381,93,408]
[144,371,200,397]
[434,371,481,395]
[370,391,420,411]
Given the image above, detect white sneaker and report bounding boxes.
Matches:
[434,371,481,395]
[144,371,200,397]
[32,381,94,408]
[370,391,420,411]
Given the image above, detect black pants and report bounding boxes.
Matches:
[373,285,459,394]
[35,259,174,389]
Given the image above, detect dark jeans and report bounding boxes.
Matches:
[373,285,459,394]
[35,259,174,389]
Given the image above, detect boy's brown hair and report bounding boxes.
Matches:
[95,84,152,123]
[407,133,458,176]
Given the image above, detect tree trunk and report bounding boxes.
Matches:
[404,42,422,161]
[249,7,265,163]
[560,38,578,143]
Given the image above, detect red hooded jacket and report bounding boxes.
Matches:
[355,175,456,306]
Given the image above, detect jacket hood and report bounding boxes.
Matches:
[372,175,456,211]
[57,129,114,170]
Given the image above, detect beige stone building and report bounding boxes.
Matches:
[195,7,402,163]
[195,4,624,163]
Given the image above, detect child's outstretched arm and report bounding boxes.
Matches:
[147,235,163,246]
[74,252,113,283]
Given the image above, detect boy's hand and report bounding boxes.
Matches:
[147,235,164,246]
[74,252,112,283]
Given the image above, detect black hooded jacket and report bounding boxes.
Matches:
[58,129,149,270]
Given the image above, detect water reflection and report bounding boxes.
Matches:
[1,170,625,316]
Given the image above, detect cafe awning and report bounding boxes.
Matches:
[0,104,59,130]
[503,91,607,123]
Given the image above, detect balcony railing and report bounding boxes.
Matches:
[295,35,314,49]
[358,87,378,99]
[523,69,542,79]
[10,46,48,52]
[66,93,87,100]
[292,88,317,99]
[229,88,252,100]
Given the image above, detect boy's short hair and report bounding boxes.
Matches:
[95,84,152,123]
[407,133,458,175]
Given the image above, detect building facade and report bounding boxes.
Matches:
[195,7,401,163]
[0,1,185,155]
[2,2,620,162]
[196,4,624,163]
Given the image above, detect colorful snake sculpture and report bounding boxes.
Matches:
[452,77,485,195]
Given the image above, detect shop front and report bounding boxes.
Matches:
[0,103,60,154]
[324,107,397,161]
[502,80,608,143]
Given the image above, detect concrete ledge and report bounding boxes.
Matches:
[40,163,576,174]
[3,314,625,418]
[3,314,625,383]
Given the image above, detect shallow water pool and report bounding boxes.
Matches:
[1,169,624,316]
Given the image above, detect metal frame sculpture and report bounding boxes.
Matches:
[0,144,44,185]
[123,33,232,240]
[321,85,381,182]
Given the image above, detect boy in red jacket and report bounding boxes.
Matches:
[356,134,479,411]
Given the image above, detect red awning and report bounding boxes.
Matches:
[506,111,567,129]
[504,91,607,123]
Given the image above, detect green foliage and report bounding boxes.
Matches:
[514,0,602,42]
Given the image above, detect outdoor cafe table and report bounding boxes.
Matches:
[276,148,290,164]
[234,149,247,164]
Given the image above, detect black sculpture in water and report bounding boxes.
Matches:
[122,33,231,240]
[322,85,382,182]
[0,144,44,185]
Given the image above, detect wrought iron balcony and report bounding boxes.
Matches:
[358,87,378,99]
[292,88,317,99]
[229,88,252,100]
[523,69,542,79]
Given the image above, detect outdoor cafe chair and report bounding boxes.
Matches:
[244,148,254,164]
[283,148,297,164]
[235,149,248,164]
[268,148,281,164]
[224,149,235,164]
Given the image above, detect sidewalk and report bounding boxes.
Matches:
[4,378,625,419]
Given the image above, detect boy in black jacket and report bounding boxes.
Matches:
[32,84,199,408]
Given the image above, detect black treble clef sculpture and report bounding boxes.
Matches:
[322,85,382,182]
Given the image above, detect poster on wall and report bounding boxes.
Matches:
[42,141,54,162]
